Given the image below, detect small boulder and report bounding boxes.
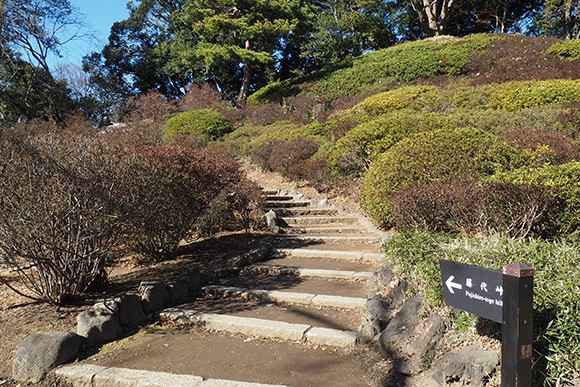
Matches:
[12,331,83,383]
[358,317,382,343]
[117,293,147,328]
[139,281,169,313]
[379,294,445,375]
[181,268,202,293]
[77,310,123,347]
[167,278,189,303]
[441,345,499,385]
[366,295,389,321]
[93,298,119,315]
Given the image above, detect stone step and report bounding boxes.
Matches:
[74,329,379,386]
[281,216,358,225]
[264,195,294,201]
[262,190,279,196]
[160,309,358,348]
[283,225,370,235]
[203,285,367,309]
[177,294,362,331]
[263,255,379,272]
[265,207,339,216]
[243,265,373,281]
[275,235,383,245]
[56,365,286,387]
[271,248,384,263]
[264,201,312,208]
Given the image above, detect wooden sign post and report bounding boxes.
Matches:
[440,260,534,387]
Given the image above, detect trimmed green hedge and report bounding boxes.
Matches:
[360,128,524,227]
[547,40,580,61]
[488,79,580,111]
[326,110,453,175]
[312,34,499,100]
[163,109,232,142]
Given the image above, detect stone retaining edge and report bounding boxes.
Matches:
[55,364,289,387]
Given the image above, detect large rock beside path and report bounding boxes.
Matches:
[12,331,83,383]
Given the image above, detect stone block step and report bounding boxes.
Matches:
[275,235,383,244]
[75,330,379,386]
[281,216,358,225]
[243,265,373,281]
[177,295,362,331]
[264,195,294,201]
[56,365,285,387]
[271,248,384,263]
[203,285,367,309]
[263,256,379,272]
[159,309,358,348]
[216,271,367,299]
[264,201,312,208]
[283,226,369,235]
[262,190,279,196]
[265,207,339,216]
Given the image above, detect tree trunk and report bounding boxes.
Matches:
[237,39,252,105]
[410,0,455,37]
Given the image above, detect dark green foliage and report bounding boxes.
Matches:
[360,128,524,227]
[311,34,498,100]
[547,40,580,60]
[163,109,232,142]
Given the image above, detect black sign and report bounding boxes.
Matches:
[439,260,503,323]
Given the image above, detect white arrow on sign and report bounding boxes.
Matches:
[445,276,463,294]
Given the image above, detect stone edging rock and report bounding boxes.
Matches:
[359,261,500,386]
[11,236,274,384]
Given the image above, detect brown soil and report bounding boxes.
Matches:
[0,232,272,385]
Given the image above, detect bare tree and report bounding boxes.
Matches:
[0,0,88,123]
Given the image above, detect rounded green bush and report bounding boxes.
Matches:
[488,79,580,111]
[163,109,232,142]
[360,128,524,228]
[488,162,580,235]
[357,86,439,116]
[547,40,580,61]
[326,110,454,175]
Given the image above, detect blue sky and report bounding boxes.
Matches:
[50,0,130,67]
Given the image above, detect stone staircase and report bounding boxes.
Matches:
[57,190,387,386]
[161,190,385,349]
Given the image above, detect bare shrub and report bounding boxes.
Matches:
[252,138,319,180]
[197,179,265,236]
[179,84,227,114]
[124,91,177,123]
[244,103,286,126]
[391,181,560,238]
[469,36,580,85]
[0,131,126,305]
[502,128,580,165]
[124,144,249,262]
